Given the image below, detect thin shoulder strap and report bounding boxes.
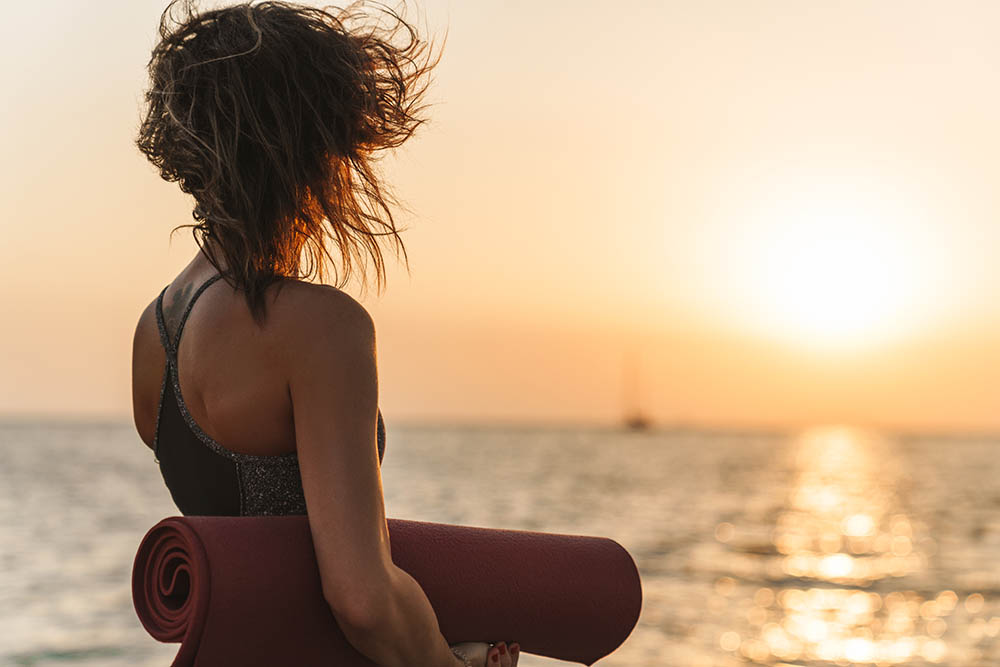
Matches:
[154,273,224,358]
[154,285,173,354]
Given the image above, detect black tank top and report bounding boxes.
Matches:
[152,273,386,516]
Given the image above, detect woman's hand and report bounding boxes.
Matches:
[450,641,520,667]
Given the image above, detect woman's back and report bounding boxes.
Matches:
[131,260,385,516]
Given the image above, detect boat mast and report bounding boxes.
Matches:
[622,345,647,427]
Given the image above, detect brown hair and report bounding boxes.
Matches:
[136,0,440,324]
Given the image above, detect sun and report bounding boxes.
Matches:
[754,212,909,345]
[712,183,931,351]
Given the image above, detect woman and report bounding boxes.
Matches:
[129,2,519,665]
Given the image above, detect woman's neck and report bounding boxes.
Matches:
[192,235,228,274]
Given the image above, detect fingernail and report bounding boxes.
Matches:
[511,644,520,655]
[498,644,506,655]
[491,653,499,663]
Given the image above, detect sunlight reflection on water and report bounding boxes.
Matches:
[712,426,998,666]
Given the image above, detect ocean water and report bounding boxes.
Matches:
[1,420,998,666]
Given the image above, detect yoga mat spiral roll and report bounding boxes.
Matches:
[132,515,642,666]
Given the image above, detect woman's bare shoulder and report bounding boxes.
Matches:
[268,279,375,352]
[272,280,373,324]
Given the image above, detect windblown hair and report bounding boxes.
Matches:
[137,0,440,324]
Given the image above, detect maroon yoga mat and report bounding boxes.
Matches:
[132,515,642,666]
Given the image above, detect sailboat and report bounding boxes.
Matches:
[622,346,652,431]
[623,411,652,431]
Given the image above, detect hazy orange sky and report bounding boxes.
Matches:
[4,0,1000,430]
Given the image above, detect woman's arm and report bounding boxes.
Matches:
[336,565,466,667]
[281,285,464,667]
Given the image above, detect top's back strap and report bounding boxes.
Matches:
[154,273,224,358]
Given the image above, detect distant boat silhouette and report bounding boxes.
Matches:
[622,346,652,431]
[623,412,652,431]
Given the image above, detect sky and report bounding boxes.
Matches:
[3,0,1000,431]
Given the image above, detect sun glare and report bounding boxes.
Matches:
[708,181,935,351]
[754,210,912,345]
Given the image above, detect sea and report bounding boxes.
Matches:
[1,420,998,666]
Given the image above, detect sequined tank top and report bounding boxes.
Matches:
[152,273,386,516]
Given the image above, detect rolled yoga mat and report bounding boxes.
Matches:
[132,515,642,666]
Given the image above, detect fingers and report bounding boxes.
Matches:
[494,641,512,667]
[457,640,518,667]
[483,643,500,666]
